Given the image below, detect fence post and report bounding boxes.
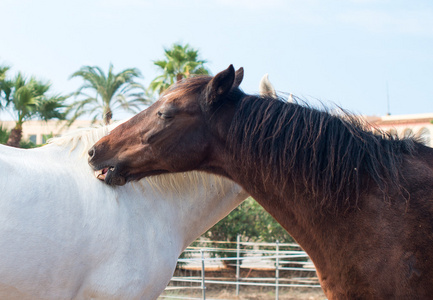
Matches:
[275,240,280,300]
[236,234,241,296]
[200,249,206,300]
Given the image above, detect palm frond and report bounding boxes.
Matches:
[68,64,145,123]
[149,42,210,96]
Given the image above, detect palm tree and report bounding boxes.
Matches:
[149,43,210,95]
[67,64,149,125]
[5,73,67,147]
[0,66,7,80]
[0,65,11,109]
[0,125,10,144]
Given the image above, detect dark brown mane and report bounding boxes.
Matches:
[228,94,417,213]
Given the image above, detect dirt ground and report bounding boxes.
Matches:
[160,285,326,300]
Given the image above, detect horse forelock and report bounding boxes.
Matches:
[228,94,416,213]
[164,76,212,100]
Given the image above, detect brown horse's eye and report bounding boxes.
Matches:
[157,111,173,119]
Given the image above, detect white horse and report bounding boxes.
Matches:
[0,124,247,299]
[259,73,277,98]
[259,73,293,102]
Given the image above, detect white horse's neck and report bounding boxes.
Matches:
[48,124,246,251]
[141,173,246,250]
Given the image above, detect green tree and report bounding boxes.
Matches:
[200,197,294,265]
[0,66,8,81]
[0,65,11,108]
[204,197,293,243]
[68,64,149,125]
[4,73,67,147]
[149,43,210,95]
[0,125,9,144]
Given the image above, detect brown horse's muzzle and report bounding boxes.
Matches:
[88,143,127,186]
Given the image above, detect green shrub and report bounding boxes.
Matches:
[0,125,10,144]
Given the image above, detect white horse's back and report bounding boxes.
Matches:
[0,128,247,299]
[0,144,119,299]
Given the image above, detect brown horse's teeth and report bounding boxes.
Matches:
[95,170,106,180]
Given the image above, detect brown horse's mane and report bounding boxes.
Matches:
[227,94,417,213]
[165,75,418,212]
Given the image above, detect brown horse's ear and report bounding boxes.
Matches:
[234,67,244,88]
[206,65,236,105]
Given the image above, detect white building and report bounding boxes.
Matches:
[367,113,433,147]
[0,120,99,145]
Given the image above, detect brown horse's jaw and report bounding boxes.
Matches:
[93,164,171,186]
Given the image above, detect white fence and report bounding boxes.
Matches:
[158,237,322,300]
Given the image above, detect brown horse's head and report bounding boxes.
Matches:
[88,65,244,185]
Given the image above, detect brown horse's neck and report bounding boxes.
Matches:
[213,136,427,299]
[220,157,333,248]
[213,150,354,297]
[203,94,358,250]
[202,94,429,298]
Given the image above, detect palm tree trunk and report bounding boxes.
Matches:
[103,109,112,125]
[6,124,23,148]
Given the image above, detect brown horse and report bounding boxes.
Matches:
[88,65,433,299]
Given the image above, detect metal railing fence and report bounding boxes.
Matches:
[159,236,322,300]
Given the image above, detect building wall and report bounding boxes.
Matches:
[0,120,98,145]
[368,113,433,147]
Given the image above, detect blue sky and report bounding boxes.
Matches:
[1,0,432,120]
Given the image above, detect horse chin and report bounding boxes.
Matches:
[97,169,170,185]
[107,174,127,186]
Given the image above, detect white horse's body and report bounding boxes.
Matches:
[0,127,247,299]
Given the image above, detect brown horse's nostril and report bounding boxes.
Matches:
[88,147,95,159]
